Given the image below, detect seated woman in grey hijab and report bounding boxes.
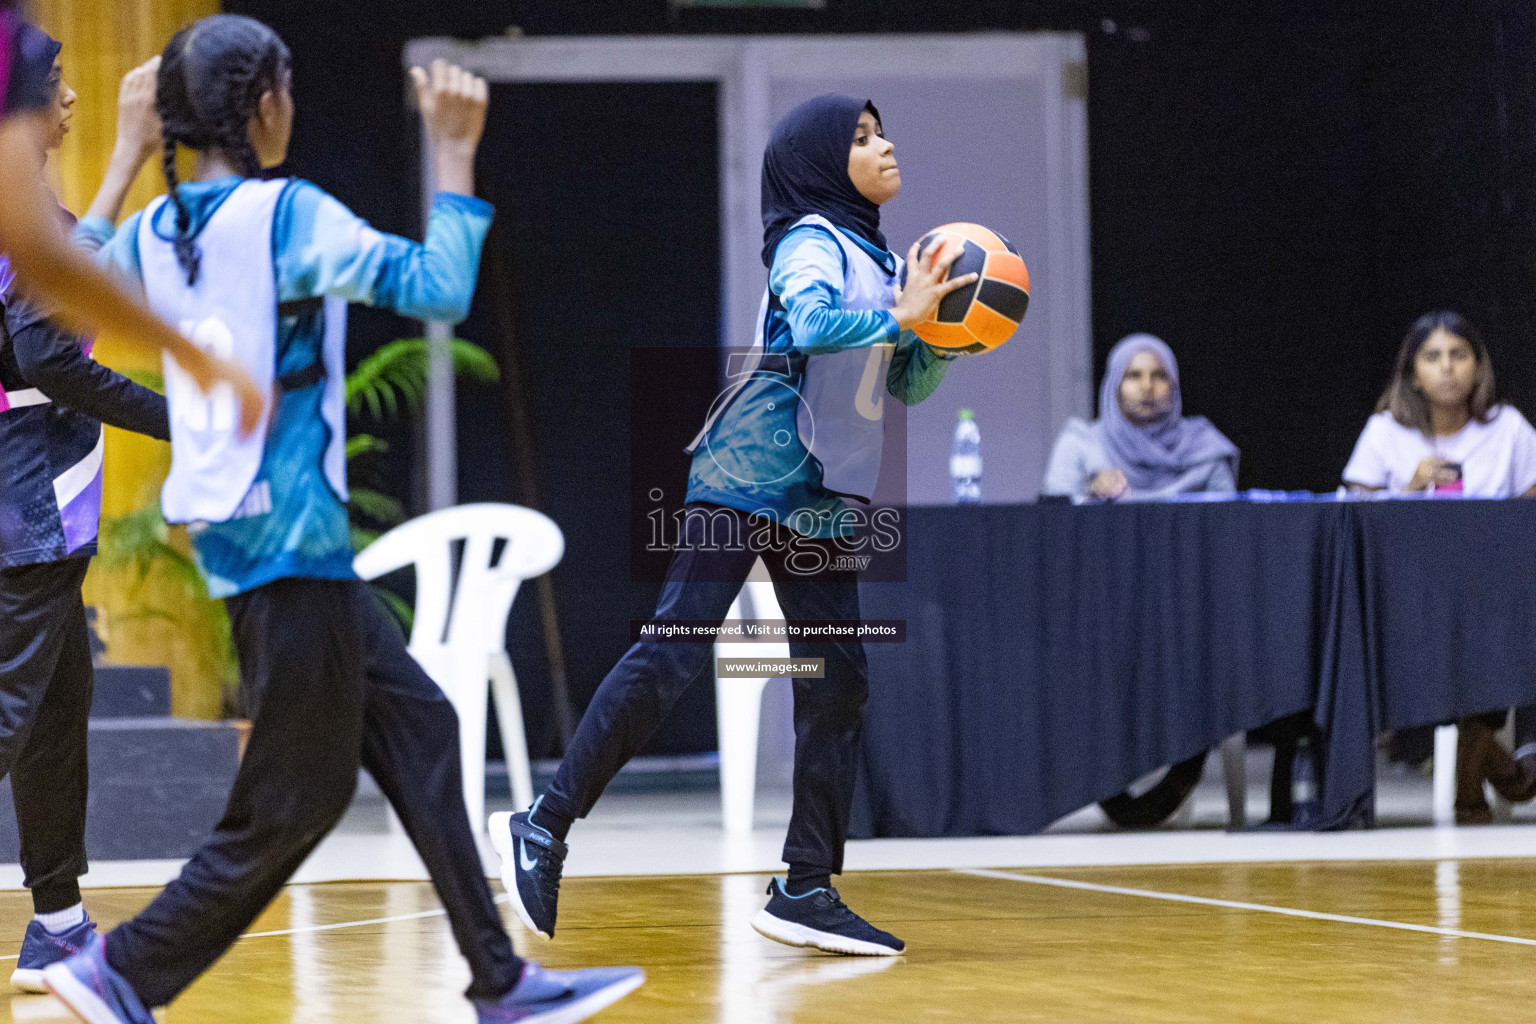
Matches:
[1043,333,1238,501]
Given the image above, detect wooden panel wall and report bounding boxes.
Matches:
[32,0,226,718]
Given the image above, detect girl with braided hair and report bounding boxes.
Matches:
[48,15,641,1024]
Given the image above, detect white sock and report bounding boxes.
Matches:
[35,904,84,935]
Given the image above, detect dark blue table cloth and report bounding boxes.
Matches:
[849,499,1536,838]
[1357,501,1536,729]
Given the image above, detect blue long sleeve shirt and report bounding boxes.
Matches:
[687,223,952,538]
[76,178,493,596]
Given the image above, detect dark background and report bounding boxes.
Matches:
[228,0,1536,756]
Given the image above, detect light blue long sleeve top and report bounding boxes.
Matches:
[76,177,493,596]
[687,223,952,538]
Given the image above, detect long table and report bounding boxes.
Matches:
[848,499,1536,838]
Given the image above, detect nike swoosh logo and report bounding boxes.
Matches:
[519,838,539,873]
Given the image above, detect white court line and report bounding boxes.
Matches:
[241,893,512,940]
[241,905,454,939]
[958,867,1536,948]
[0,894,511,961]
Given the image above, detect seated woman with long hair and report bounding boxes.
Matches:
[1344,310,1536,824]
[1344,310,1536,497]
[1044,333,1238,502]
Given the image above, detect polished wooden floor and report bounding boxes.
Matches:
[2,861,1535,1022]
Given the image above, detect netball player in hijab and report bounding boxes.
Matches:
[493,94,975,957]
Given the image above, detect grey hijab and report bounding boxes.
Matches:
[1093,334,1239,491]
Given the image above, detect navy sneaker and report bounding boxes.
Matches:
[11,916,98,993]
[489,809,567,940]
[751,877,905,956]
[42,934,155,1024]
[474,962,644,1023]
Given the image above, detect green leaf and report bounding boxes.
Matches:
[345,338,499,420]
[96,502,239,695]
[350,525,381,554]
[348,487,406,527]
[97,504,172,582]
[449,339,500,383]
[346,434,390,461]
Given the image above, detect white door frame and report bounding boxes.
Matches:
[402,33,1090,505]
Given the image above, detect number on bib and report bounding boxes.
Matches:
[172,317,238,433]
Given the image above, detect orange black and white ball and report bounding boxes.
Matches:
[898,223,1030,354]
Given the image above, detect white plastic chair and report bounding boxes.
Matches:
[1432,718,1516,826]
[714,559,790,833]
[354,503,563,832]
[1433,725,1458,826]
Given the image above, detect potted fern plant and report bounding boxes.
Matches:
[95,336,499,712]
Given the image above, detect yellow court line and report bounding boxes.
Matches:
[957,867,1536,947]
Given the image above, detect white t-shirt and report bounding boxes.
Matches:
[1342,405,1536,497]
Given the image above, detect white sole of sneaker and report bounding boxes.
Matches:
[524,971,646,1024]
[42,963,126,1024]
[10,967,45,993]
[487,812,552,942]
[749,909,904,956]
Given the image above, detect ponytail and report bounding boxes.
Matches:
[156,15,290,286]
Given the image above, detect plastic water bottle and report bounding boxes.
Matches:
[950,409,982,505]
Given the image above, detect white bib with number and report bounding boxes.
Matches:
[686,214,898,504]
[792,214,898,503]
[139,179,283,524]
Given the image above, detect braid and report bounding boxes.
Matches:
[153,15,291,286]
[157,27,202,286]
[162,138,200,286]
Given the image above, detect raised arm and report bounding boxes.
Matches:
[410,59,486,201]
[0,112,260,432]
[82,56,162,227]
[274,61,492,322]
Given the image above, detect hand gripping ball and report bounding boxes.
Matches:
[898,223,1030,354]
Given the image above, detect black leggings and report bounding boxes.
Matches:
[0,557,93,913]
[544,503,869,877]
[104,578,522,1008]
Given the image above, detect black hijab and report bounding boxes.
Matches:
[37,30,60,74]
[760,93,888,268]
[35,30,59,91]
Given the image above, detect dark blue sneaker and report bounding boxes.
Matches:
[11,916,98,993]
[489,809,567,940]
[41,933,155,1024]
[751,877,905,956]
[474,962,644,1023]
